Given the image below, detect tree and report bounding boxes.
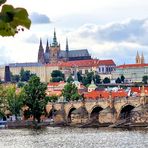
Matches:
[121,75,125,83]
[103,77,110,84]
[62,82,81,101]
[82,72,94,86]
[0,0,31,36]
[50,70,65,82]
[116,77,121,83]
[11,74,20,83]
[23,75,47,124]
[77,72,83,82]
[142,75,148,84]
[20,68,35,82]
[67,75,74,83]
[47,95,58,103]
[94,74,101,84]
[0,84,7,119]
[6,86,24,120]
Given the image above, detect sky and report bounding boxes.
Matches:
[0,0,148,65]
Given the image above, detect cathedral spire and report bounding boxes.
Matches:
[66,38,69,51]
[39,38,43,48]
[52,28,58,46]
[38,38,44,63]
[65,38,69,61]
[141,52,145,64]
[45,39,49,53]
[136,51,140,64]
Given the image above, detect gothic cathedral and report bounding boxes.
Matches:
[38,30,91,64]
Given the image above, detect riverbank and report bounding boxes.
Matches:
[4,120,148,129]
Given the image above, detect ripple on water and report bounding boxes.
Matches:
[0,127,147,148]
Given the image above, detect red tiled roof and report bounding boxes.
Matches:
[84,90,128,99]
[59,59,99,67]
[131,87,148,93]
[117,64,148,69]
[45,59,116,68]
[99,59,116,66]
[48,81,65,87]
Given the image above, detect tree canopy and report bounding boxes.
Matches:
[23,75,47,123]
[120,75,125,83]
[0,0,31,36]
[142,75,148,84]
[62,82,81,101]
[6,85,24,120]
[67,75,74,83]
[103,77,110,84]
[50,70,65,82]
[116,77,121,83]
[0,84,7,119]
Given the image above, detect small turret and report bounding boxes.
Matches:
[65,38,69,61]
[66,38,69,51]
[38,38,45,63]
[141,52,145,64]
[136,51,141,64]
[45,39,49,53]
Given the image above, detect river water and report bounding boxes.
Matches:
[0,127,147,148]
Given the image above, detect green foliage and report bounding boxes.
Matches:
[82,76,90,86]
[0,85,7,117]
[0,1,31,36]
[6,86,24,120]
[81,72,101,86]
[103,77,110,84]
[67,75,74,83]
[62,82,81,101]
[94,74,101,84]
[77,72,83,82]
[17,82,25,88]
[86,72,94,83]
[50,70,65,82]
[51,77,64,82]
[11,74,20,83]
[82,72,94,86]
[142,75,148,84]
[116,77,121,83]
[120,75,125,83]
[47,95,58,102]
[0,0,6,6]
[23,75,47,123]
[20,68,36,82]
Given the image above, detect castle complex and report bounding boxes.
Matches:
[38,30,91,64]
[112,51,148,82]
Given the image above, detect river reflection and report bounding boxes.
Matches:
[0,127,148,148]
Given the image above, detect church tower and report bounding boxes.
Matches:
[65,38,69,61]
[44,39,50,63]
[136,51,140,64]
[38,38,45,63]
[49,29,60,64]
[141,52,145,64]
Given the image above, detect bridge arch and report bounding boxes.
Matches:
[47,109,58,119]
[118,104,135,120]
[67,107,77,123]
[89,106,103,122]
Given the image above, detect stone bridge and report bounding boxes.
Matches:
[46,95,148,125]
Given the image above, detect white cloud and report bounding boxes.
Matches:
[0,0,148,66]
[30,12,51,24]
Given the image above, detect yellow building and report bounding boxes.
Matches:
[0,63,59,83]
